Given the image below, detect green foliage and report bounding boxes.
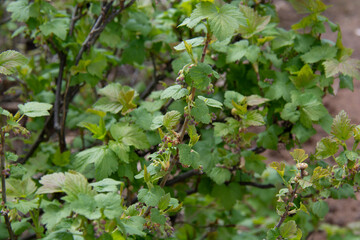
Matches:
[0,0,360,239]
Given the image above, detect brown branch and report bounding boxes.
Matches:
[0,130,15,240]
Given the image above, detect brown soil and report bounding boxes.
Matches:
[273,0,360,238]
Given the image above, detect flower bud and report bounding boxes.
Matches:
[296,163,308,170]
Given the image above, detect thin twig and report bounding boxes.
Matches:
[0,130,15,240]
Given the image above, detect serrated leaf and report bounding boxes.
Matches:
[311,200,329,218]
[291,123,316,143]
[224,91,245,109]
[178,144,200,168]
[150,208,166,225]
[7,199,38,214]
[117,216,146,237]
[315,137,339,159]
[226,40,249,63]
[7,0,30,22]
[323,57,360,80]
[18,101,52,118]
[0,50,28,75]
[298,179,312,188]
[163,110,182,130]
[290,149,308,163]
[191,98,211,124]
[257,125,283,150]
[138,186,165,207]
[246,95,269,106]
[39,18,69,40]
[270,162,285,177]
[242,111,265,127]
[209,4,244,41]
[280,220,297,238]
[108,141,129,164]
[161,85,189,100]
[52,149,71,167]
[70,193,101,220]
[6,178,36,198]
[300,44,337,63]
[290,64,316,89]
[158,193,171,211]
[331,110,355,141]
[238,5,271,39]
[198,96,223,109]
[208,167,231,185]
[95,192,123,219]
[311,166,330,182]
[94,83,137,115]
[183,2,217,29]
[188,63,212,90]
[174,37,204,51]
[90,178,122,193]
[110,123,150,150]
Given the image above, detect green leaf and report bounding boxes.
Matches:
[290,64,316,89]
[331,110,355,141]
[70,193,101,220]
[198,96,223,109]
[242,111,265,127]
[191,98,211,124]
[117,216,146,237]
[52,149,71,167]
[110,123,150,150]
[163,110,182,130]
[311,200,329,218]
[335,152,347,166]
[18,101,52,117]
[95,192,123,219]
[174,37,204,51]
[161,85,189,100]
[270,162,285,177]
[209,4,244,41]
[7,199,38,214]
[90,178,122,193]
[257,125,283,150]
[339,74,354,91]
[6,178,36,198]
[7,0,30,22]
[226,40,249,63]
[0,50,28,75]
[315,137,339,159]
[182,2,217,28]
[224,91,245,108]
[94,83,137,115]
[150,208,166,225]
[187,63,213,90]
[158,193,171,211]
[311,166,330,182]
[238,5,271,39]
[291,123,316,143]
[39,18,69,40]
[108,141,129,163]
[290,149,308,163]
[280,220,297,238]
[178,144,200,168]
[300,44,337,63]
[138,186,165,207]
[208,167,231,185]
[323,57,360,80]
[245,45,260,63]
[330,183,355,199]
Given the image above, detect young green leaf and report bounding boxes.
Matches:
[18,101,52,118]
[331,110,355,141]
[315,137,339,159]
[163,110,182,130]
[323,57,360,80]
[138,186,165,207]
[238,5,271,39]
[161,85,189,100]
[300,44,337,64]
[0,50,28,75]
[290,149,308,163]
[191,98,211,124]
[39,18,69,40]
